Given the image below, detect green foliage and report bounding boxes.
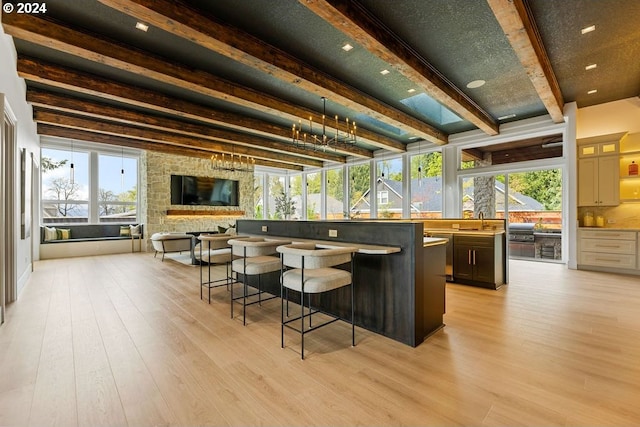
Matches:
[349,163,370,206]
[41,157,68,172]
[274,192,296,219]
[410,152,442,178]
[509,170,562,210]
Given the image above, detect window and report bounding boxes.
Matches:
[376,157,402,219]
[306,172,321,219]
[254,173,264,219]
[326,168,344,219]
[41,147,89,223]
[410,151,442,218]
[98,153,137,222]
[268,174,287,219]
[41,141,139,225]
[288,173,303,219]
[377,190,389,205]
[349,162,370,219]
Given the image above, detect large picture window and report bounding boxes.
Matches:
[41,141,139,225]
[41,147,89,223]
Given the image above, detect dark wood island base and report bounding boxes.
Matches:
[236,219,447,347]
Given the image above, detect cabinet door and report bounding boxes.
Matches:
[578,157,598,206]
[472,246,495,283]
[453,245,474,280]
[598,155,620,206]
[578,156,620,206]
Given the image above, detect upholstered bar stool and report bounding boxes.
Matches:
[277,243,357,359]
[197,234,239,303]
[228,237,290,325]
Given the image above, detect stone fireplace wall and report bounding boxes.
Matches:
[142,151,254,251]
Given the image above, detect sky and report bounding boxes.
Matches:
[41,148,137,198]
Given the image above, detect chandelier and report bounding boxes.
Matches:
[292,97,357,150]
[210,151,255,172]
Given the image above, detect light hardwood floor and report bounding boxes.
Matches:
[1,253,639,426]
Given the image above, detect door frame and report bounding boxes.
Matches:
[1,95,18,325]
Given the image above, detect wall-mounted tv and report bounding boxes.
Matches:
[170,175,239,206]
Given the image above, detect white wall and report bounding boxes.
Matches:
[1,26,40,295]
[577,97,640,138]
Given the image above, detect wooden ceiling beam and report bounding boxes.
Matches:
[3,12,405,152]
[486,0,564,123]
[98,0,445,146]
[300,0,498,136]
[37,124,303,170]
[461,148,485,162]
[17,56,373,160]
[33,110,324,168]
[27,89,345,165]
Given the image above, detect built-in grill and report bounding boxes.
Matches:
[508,223,536,258]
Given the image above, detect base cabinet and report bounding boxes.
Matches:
[453,235,504,289]
[578,229,638,272]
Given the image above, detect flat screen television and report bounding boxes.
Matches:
[170,174,239,206]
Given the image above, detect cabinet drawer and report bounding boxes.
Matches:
[579,230,636,240]
[579,252,636,269]
[580,238,637,255]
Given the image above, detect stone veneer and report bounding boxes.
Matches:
[142,151,254,251]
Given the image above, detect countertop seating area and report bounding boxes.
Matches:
[228,237,290,325]
[196,234,248,303]
[277,243,357,360]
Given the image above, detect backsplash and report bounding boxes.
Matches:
[578,205,640,228]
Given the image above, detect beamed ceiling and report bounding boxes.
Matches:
[2,0,639,170]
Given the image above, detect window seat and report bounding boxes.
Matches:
[39,224,143,259]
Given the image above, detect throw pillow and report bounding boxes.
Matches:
[217,225,228,234]
[44,226,57,241]
[225,226,237,235]
[120,226,131,237]
[57,228,71,240]
[129,224,141,236]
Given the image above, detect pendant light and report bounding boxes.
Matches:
[120,147,125,190]
[418,141,423,187]
[69,141,74,184]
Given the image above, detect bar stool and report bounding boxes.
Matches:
[197,234,238,303]
[276,243,357,359]
[228,237,290,325]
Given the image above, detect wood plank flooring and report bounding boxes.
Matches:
[1,253,639,426]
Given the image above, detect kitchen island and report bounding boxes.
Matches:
[236,219,447,347]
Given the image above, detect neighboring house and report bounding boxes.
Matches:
[351,177,546,219]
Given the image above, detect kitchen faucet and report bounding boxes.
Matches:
[478,211,485,229]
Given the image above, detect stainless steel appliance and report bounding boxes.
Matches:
[508,223,535,258]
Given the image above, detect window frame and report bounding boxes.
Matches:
[40,138,140,225]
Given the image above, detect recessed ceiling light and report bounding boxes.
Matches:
[342,43,353,52]
[588,89,598,94]
[466,79,486,89]
[585,63,597,70]
[581,25,596,34]
[380,69,390,75]
[497,113,516,120]
[407,88,416,93]
[135,22,149,32]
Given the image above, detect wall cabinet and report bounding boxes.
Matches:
[578,229,637,271]
[578,141,618,158]
[453,235,504,289]
[578,155,620,206]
